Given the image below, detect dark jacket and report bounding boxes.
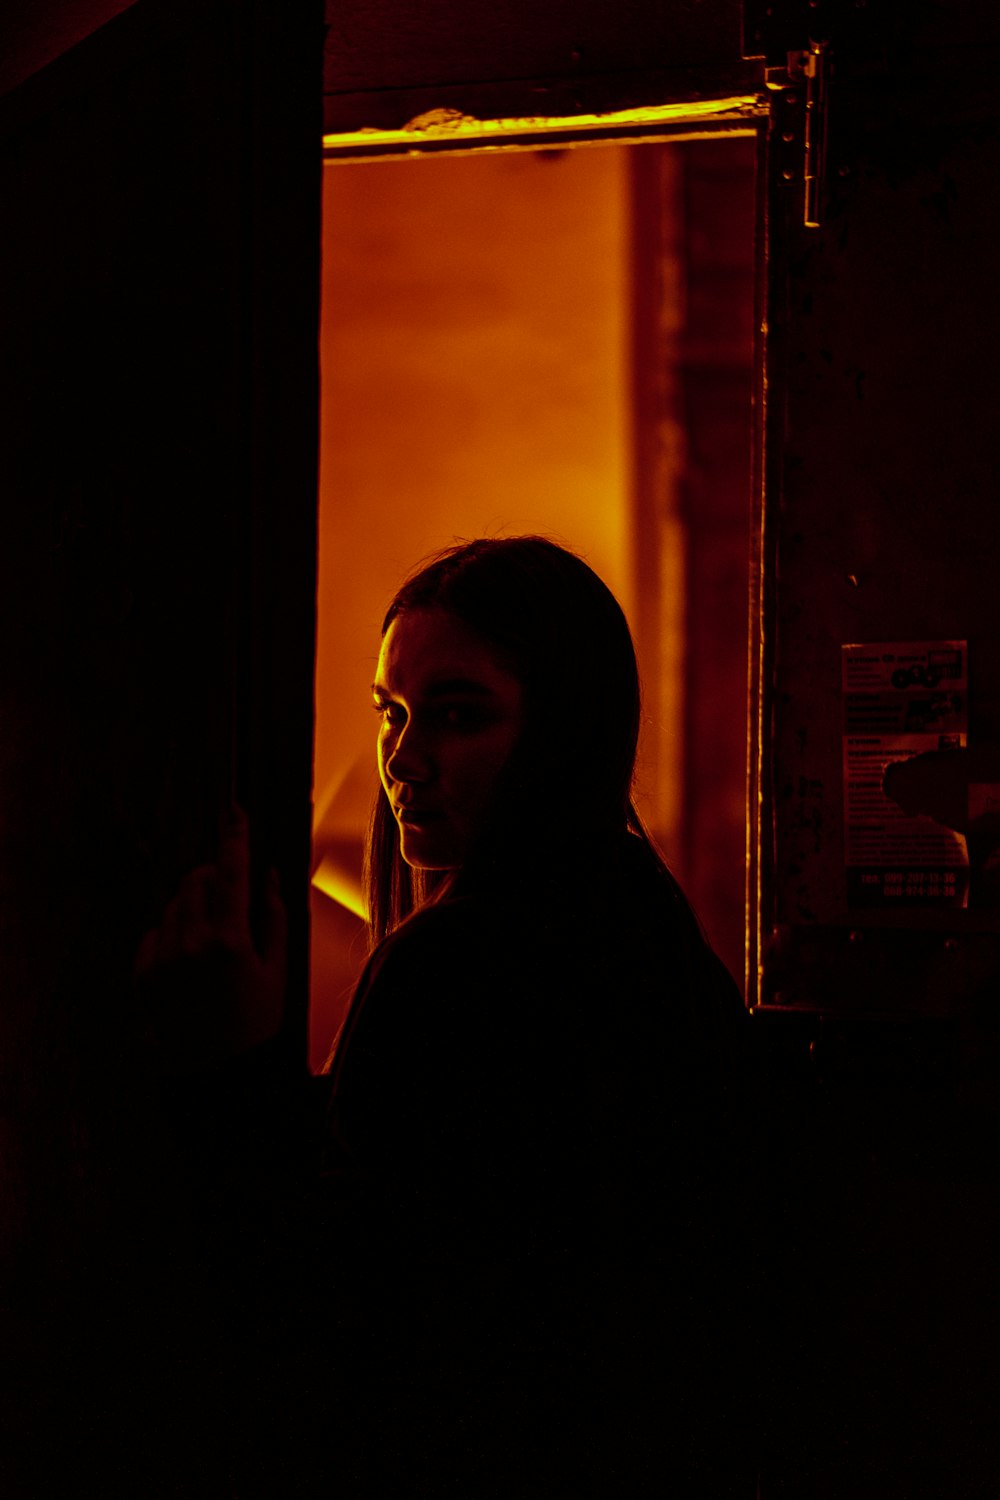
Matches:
[162,832,753,1496]
[304,831,754,1495]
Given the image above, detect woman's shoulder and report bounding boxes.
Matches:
[365,893,500,977]
[329,895,516,1093]
[347,894,513,1044]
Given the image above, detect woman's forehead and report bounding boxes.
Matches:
[375,608,521,697]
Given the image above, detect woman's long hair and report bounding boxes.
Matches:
[365,536,684,946]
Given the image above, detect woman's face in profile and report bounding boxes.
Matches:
[373,607,525,870]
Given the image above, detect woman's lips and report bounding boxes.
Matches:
[396,805,443,824]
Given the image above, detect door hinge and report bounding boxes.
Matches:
[765,40,831,229]
[799,43,831,229]
[745,3,834,230]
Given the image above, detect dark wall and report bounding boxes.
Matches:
[325,0,744,92]
[322,0,756,131]
[0,0,138,96]
[0,6,321,1488]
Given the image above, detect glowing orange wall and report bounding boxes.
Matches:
[312,146,634,1066]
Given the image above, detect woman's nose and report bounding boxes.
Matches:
[385,722,432,784]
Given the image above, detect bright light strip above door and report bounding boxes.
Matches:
[323,96,763,161]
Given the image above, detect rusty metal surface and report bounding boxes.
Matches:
[758,24,1000,1013]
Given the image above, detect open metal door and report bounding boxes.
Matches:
[748,4,1000,1493]
[750,1,1000,1012]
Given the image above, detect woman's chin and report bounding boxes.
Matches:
[399,825,461,871]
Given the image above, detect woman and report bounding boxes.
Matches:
[144,537,753,1496]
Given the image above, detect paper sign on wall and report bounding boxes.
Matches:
[842,641,968,908]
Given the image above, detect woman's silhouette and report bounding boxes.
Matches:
[143,537,753,1496]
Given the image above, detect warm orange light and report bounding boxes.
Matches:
[311,145,644,1063]
[322,99,762,161]
[313,130,758,1044]
[314,145,639,901]
[312,853,366,922]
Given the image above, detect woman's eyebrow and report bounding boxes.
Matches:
[424,677,495,698]
[371,677,496,701]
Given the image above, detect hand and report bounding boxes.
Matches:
[135,807,288,1072]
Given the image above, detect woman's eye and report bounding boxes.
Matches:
[374,702,405,727]
[372,701,486,731]
[441,704,484,729]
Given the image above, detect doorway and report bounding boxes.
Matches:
[310,134,756,1070]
